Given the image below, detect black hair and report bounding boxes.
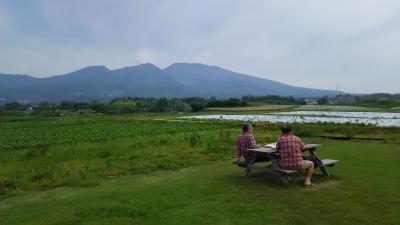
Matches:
[242,124,251,132]
[281,124,292,134]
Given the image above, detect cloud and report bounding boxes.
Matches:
[0,0,399,93]
[0,2,8,31]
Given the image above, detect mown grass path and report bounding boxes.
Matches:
[0,140,398,225]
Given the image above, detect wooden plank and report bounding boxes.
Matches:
[319,159,339,176]
[236,161,248,168]
[303,144,321,150]
[245,159,297,175]
[247,143,320,154]
[321,159,339,167]
[247,147,276,154]
[274,169,297,175]
[245,164,283,176]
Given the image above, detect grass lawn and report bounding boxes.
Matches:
[0,140,399,225]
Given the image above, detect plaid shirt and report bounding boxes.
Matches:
[236,132,258,161]
[276,134,305,169]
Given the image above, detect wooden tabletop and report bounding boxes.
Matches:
[248,144,321,153]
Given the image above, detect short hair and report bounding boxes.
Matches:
[242,124,252,132]
[281,124,292,134]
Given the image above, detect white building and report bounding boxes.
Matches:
[305,99,318,105]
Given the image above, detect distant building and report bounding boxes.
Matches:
[305,99,318,105]
[25,107,34,114]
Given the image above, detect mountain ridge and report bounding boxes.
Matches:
[0,63,342,103]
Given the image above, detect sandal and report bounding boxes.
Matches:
[304,183,315,188]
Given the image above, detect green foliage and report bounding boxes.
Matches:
[0,128,233,196]
[242,95,302,105]
[169,99,190,112]
[105,97,190,113]
[89,101,108,113]
[157,98,169,112]
[294,128,316,138]
[0,118,220,151]
[37,102,54,111]
[2,102,29,111]
[184,132,201,147]
[107,98,137,114]
[190,100,207,112]
[352,93,400,108]
[318,96,329,104]
[32,102,59,116]
[59,100,76,110]
[207,98,247,107]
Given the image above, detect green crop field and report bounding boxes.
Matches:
[0,114,399,225]
[0,116,222,151]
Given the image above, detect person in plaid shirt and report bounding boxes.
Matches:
[276,124,315,187]
[235,124,261,163]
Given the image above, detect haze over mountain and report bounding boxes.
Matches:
[0,63,342,103]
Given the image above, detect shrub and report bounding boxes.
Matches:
[185,132,201,147]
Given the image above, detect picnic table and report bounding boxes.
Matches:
[236,144,339,184]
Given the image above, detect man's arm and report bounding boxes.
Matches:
[248,135,261,149]
[276,139,281,151]
[297,137,305,150]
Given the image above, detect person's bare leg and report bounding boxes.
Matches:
[304,161,314,186]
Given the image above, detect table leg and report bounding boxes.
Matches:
[245,154,258,177]
[245,168,251,177]
[308,148,317,156]
[270,158,280,170]
[320,166,330,176]
[280,174,290,185]
[307,147,330,176]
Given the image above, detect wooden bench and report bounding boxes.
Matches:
[321,159,339,167]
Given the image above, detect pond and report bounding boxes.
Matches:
[182,111,400,127]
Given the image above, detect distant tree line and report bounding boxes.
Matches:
[3,93,396,115]
[0,96,249,114]
[353,93,400,108]
[242,95,304,105]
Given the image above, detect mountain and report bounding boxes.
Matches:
[0,63,341,103]
[164,63,341,98]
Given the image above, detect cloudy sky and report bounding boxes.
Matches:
[1,0,399,93]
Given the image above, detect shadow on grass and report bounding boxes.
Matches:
[224,166,341,189]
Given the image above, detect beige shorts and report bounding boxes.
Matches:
[296,160,314,170]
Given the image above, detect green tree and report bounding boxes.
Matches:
[89,101,108,113]
[34,102,57,116]
[3,102,27,110]
[157,98,169,112]
[170,99,189,112]
[318,96,329,105]
[190,100,207,112]
[37,102,53,111]
[108,98,136,114]
[59,100,76,110]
